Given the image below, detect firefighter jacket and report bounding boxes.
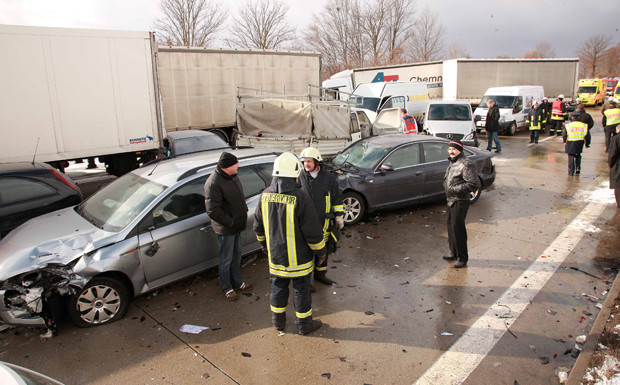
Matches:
[254,177,326,278]
[299,168,344,244]
[562,120,591,155]
[551,100,567,121]
[402,115,418,134]
[526,107,544,130]
[204,167,248,235]
[604,108,620,127]
[443,153,480,206]
[541,101,552,123]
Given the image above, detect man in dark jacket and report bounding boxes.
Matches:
[540,97,552,133]
[254,152,326,335]
[608,124,620,207]
[562,109,592,176]
[485,99,501,153]
[442,140,481,268]
[204,152,253,301]
[526,100,544,144]
[299,147,344,286]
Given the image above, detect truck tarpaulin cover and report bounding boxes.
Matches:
[237,99,312,138]
[236,99,351,139]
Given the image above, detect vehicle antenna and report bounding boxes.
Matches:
[148,158,161,176]
[32,137,40,165]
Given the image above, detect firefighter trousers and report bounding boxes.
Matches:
[550,120,563,135]
[270,274,313,325]
[447,200,470,263]
[314,238,336,276]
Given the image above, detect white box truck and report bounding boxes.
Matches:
[0,25,163,176]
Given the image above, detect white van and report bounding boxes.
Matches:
[424,100,478,146]
[473,86,545,135]
[349,81,430,126]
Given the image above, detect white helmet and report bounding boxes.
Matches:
[558,94,565,99]
[533,100,539,105]
[272,152,301,178]
[299,147,323,162]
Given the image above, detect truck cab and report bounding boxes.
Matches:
[577,79,607,106]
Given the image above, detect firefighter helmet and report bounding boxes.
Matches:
[558,94,565,100]
[273,152,301,178]
[533,100,539,105]
[299,147,323,162]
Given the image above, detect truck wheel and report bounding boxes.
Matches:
[342,191,366,225]
[508,121,517,136]
[67,277,131,328]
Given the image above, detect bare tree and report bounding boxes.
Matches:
[154,0,226,47]
[407,5,445,62]
[598,42,620,77]
[384,0,415,64]
[362,0,388,66]
[446,42,470,59]
[523,42,556,59]
[225,0,296,49]
[576,34,613,77]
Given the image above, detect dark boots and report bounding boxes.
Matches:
[314,272,333,285]
[298,318,322,335]
[273,313,286,331]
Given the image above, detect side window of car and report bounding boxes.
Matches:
[382,145,420,169]
[255,163,274,181]
[237,167,267,198]
[0,177,56,205]
[152,176,207,228]
[514,96,523,112]
[422,142,449,163]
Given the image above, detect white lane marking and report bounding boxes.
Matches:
[414,188,612,385]
[526,134,558,146]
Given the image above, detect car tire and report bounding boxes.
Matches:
[469,180,482,204]
[342,191,366,225]
[67,276,131,328]
[507,121,517,136]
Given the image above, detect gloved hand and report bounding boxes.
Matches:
[317,253,327,265]
[335,216,345,230]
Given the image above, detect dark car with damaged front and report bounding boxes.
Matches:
[0,149,278,335]
[327,134,495,225]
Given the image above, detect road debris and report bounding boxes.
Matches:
[321,373,331,379]
[241,352,252,357]
[576,335,587,344]
[179,324,209,334]
[364,311,375,315]
[440,332,453,336]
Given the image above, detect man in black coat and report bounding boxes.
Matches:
[562,109,592,176]
[485,99,502,153]
[204,152,253,301]
[609,124,620,207]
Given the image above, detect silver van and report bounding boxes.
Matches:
[423,100,478,147]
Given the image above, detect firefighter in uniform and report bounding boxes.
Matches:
[562,111,591,176]
[550,94,567,136]
[526,100,543,144]
[540,97,552,133]
[299,147,344,287]
[254,152,326,335]
[401,108,418,134]
[603,100,620,153]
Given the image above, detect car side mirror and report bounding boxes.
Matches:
[380,163,394,172]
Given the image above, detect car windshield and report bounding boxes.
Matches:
[77,173,167,232]
[332,139,392,170]
[350,96,381,112]
[479,95,516,109]
[173,135,227,156]
[428,104,471,121]
[578,86,597,93]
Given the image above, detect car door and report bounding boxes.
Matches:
[137,175,215,289]
[420,141,450,201]
[369,143,425,209]
[236,166,271,253]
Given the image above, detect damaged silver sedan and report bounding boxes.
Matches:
[0,149,277,335]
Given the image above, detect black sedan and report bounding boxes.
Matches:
[327,135,495,225]
[0,162,83,238]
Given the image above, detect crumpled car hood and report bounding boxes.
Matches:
[0,207,118,281]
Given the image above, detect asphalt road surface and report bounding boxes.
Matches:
[1,110,619,385]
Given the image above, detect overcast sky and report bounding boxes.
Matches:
[1,0,619,59]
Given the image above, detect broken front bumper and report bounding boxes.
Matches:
[0,289,47,327]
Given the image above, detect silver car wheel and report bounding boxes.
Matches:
[342,192,366,225]
[76,284,121,324]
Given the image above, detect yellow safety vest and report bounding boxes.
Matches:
[604,108,620,126]
[566,121,587,142]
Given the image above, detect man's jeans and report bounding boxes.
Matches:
[217,233,243,292]
[486,132,502,151]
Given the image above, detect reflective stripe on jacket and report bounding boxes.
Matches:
[604,108,620,126]
[566,121,588,141]
[254,178,326,278]
[526,108,543,130]
[402,115,418,134]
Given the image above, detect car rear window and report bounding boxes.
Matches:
[0,177,56,205]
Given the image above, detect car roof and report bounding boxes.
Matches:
[165,130,219,139]
[358,134,447,147]
[133,148,280,186]
[0,162,51,173]
[428,100,471,105]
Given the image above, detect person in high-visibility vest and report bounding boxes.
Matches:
[401,108,418,134]
[550,94,567,136]
[562,111,592,176]
[526,100,544,144]
[603,100,620,153]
